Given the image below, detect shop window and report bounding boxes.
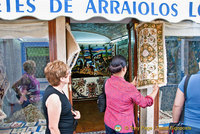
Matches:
[165,37,182,84]
[21,42,49,78]
[159,36,200,125]
[186,40,200,75]
[0,38,49,129]
[0,20,49,133]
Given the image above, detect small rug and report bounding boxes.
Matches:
[72,77,108,99]
[136,22,167,89]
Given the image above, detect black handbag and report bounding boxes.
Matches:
[168,75,191,134]
[63,88,78,132]
[97,79,108,112]
[73,118,78,131]
[72,107,78,131]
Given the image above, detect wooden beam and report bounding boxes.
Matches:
[65,17,76,134]
[133,26,139,134]
[68,77,73,106]
[65,17,73,106]
[20,17,37,19]
[65,17,70,62]
[127,24,133,82]
[133,24,138,77]
[154,89,160,134]
[132,19,139,134]
[48,19,57,61]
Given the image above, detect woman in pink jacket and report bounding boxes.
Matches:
[104,55,159,134]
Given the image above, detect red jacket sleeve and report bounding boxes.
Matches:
[129,86,153,108]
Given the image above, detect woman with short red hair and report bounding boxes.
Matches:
[42,60,80,134]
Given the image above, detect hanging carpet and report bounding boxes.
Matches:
[136,22,167,89]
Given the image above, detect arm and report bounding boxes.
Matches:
[172,88,184,123]
[71,110,81,119]
[148,83,159,99]
[46,94,61,134]
[12,79,23,97]
[12,75,30,98]
[130,78,159,107]
[131,77,159,100]
[132,90,154,108]
[130,86,155,108]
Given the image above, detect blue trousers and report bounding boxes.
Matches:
[105,124,134,134]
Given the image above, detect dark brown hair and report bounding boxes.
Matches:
[109,55,127,74]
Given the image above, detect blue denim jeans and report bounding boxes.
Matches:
[183,125,200,134]
[105,124,134,134]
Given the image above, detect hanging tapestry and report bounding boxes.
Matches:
[72,44,114,78]
[72,76,108,100]
[136,22,167,89]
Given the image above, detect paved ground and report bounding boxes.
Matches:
[77,131,106,134]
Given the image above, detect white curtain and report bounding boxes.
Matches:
[0,19,48,39]
[66,23,80,70]
[165,21,200,36]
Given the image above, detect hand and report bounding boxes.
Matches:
[131,77,137,86]
[153,83,159,94]
[71,110,81,119]
[19,95,27,104]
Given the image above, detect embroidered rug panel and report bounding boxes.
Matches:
[136,22,167,89]
[72,76,108,99]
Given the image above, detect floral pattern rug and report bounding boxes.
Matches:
[136,22,167,89]
[72,76,108,100]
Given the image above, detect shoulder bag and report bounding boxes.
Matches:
[168,75,191,134]
[97,79,108,112]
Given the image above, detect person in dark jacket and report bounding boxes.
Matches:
[42,60,80,134]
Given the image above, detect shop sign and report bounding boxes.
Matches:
[0,0,200,23]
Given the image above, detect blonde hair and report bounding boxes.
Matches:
[23,60,36,75]
[44,60,69,86]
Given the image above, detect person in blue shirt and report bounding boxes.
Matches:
[173,62,200,134]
